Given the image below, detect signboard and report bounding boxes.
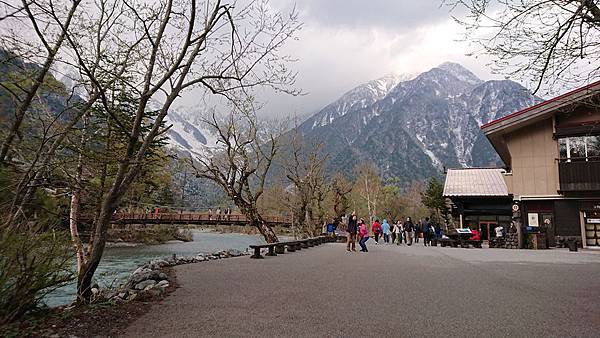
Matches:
[456,228,472,234]
[512,204,520,212]
[587,218,600,224]
[580,201,600,210]
[528,213,539,227]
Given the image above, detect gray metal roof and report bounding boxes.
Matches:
[443,168,509,197]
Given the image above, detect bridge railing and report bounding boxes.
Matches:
[79,212,292,224]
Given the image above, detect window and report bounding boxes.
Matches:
[588,135,600,158]
[558,136,600,161]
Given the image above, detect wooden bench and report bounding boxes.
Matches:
[249,243,277,259]
[249,235,333,258]
[300,239,310,249]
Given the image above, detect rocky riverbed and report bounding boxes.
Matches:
[6,248,250,338]
[96,249,249,303]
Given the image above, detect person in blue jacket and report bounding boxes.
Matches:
[381,219,391,244]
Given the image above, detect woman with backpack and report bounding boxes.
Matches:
[371,219,382,244]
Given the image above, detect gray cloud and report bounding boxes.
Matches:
[182,1,496,119]
[272,0,450,31]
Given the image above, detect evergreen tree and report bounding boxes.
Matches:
[421,177,446,222]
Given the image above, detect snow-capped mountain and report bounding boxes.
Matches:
[165,110,219,158]
[295,62,539,182]
[308,73,414,129]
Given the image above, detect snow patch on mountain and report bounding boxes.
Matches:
[307,72,414,130]
[164,110,219,158]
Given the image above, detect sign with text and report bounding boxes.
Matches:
[528,213,539,227]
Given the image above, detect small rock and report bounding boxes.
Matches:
[128,292,138,301]
[135,280,156,290]
[118,292,128,299]
[228,249,243,257]
[91,288,99,295]
[157,280,169,287]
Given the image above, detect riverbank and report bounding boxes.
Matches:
[107,225,192,245]
[45,231,266,308]
[183,224,295,237]
[5,249,249,337]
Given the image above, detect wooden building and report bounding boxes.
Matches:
[481,80,600,248]
[443,168,513,241]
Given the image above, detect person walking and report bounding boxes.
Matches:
[382,219,391,244]
[372,219,382,244]
[390,220,397,244]
[347,213,358,252]
[393,220,403,245]
[414,220,421,243]
[404,217,414,246]
[422,217,430,246]
[358,219,370,252]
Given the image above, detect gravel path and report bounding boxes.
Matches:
[122,243,600,337]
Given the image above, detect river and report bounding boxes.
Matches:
[46,231,267,307]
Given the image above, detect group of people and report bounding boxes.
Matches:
[207,207,232,221]
[344,212,444,252]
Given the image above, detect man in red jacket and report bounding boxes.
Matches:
[372,219,382,244]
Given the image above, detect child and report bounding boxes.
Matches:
[358,219,370,252]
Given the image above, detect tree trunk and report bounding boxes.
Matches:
[77,202,113,303]
[69,123,87,274]
[257,220,278,243]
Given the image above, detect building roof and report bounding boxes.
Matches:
[481,79,600,134]
[481,80,600,166]
[443,168,509,197]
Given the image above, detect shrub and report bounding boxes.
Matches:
[0,226,73,325]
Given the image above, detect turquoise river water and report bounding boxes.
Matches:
[46,231,266,307]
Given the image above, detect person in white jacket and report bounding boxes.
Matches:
[393,221,403,245]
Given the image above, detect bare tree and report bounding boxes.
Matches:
[192,110,283,243]
[352,162,382,223]
[0,0,83,163]
[283,130,329,237]
[329,173,352,228]
[445,0,600,94]
[0,0,300,303]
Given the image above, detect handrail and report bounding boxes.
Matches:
[79,211,292,224]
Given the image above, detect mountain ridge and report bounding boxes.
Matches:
[290,62,539,183]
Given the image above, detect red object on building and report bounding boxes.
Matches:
[470,229,481,241]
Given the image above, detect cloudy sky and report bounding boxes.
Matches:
[184,0,503,118]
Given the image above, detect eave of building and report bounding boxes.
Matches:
[480,80,600,167]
